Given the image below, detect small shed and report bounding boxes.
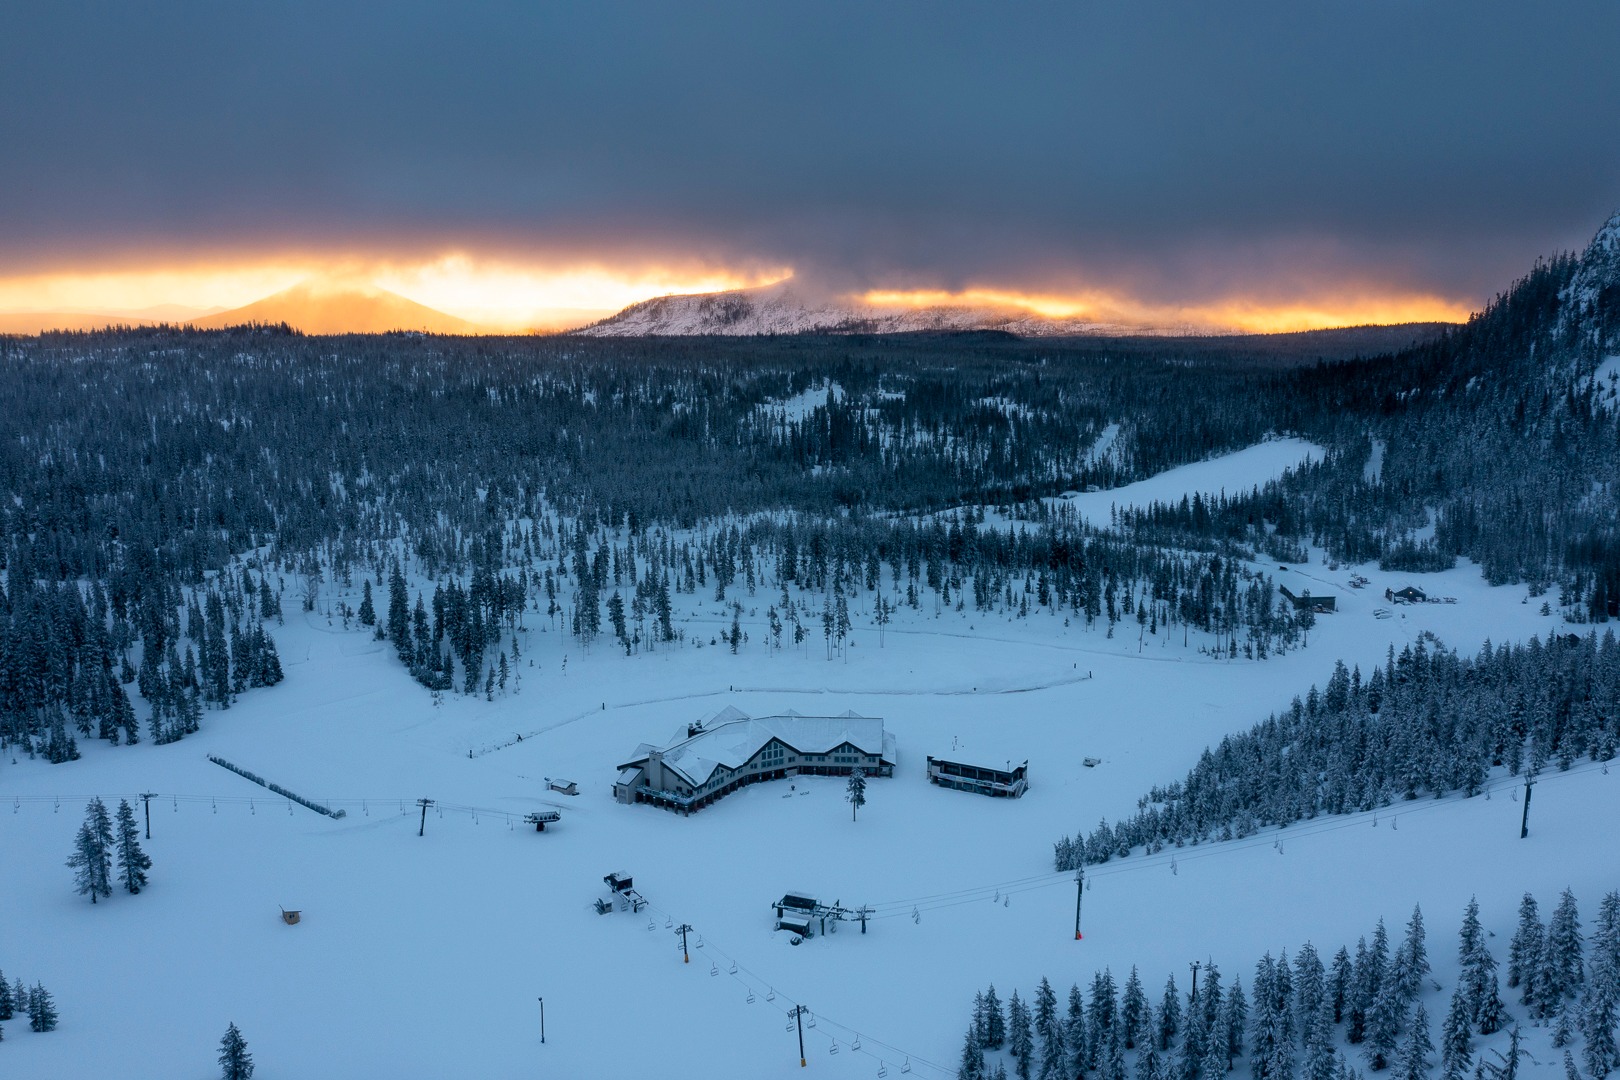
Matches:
[1386,585,1427,604]
[548,779,579,796]
[774,893,818,936]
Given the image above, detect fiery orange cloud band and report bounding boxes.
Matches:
[0,255,1473,336]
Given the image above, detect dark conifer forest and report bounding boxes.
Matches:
[0,231,1617,770]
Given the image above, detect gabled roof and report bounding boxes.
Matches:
[619,707,891,788]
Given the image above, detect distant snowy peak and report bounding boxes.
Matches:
[575,281,1183,338]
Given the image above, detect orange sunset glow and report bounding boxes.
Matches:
[861,287,1475,335]
[0,257,1476,336]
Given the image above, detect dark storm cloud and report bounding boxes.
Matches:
[4,1,1619,301]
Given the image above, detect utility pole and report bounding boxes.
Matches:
[1074,867,1084,940]
[790,1004,809,1068]
[140,792,156,839]
[676,923,693,963]
[417,797,434,837]
[1190,961,1201,1005]
[1520,772,1535,839]
[537,997,545,1044]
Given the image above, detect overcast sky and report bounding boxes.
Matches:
[4,1,1619,307]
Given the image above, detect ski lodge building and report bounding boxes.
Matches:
[613,706,897,814]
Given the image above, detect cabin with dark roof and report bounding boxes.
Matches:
[1279,585,1336,614]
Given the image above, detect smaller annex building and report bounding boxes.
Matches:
[926,751,1028,798]
[614,706,896,814]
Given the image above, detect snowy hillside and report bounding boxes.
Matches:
[3,447,1613,1079]
[575,281,1176,337]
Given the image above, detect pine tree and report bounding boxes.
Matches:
[1508,894,1543,994]
[1160,974,1182,1051]
[1540,890,1585,1017]
[985,985,1006,1050]
[1393,1004,1433,1080]
[1224,974,1249,1066]
[1009,989,1034,1080]
[959,1025,987,1080]
[1458,898,1508,1034]
[1565,1050,1583,1080]
[114,798,152,893]
[1328,952,1354,1029]
[1349,938,1373,1043]
[66,800,113,903]
[1067,983,1088,1076]
[0,970,11,1021]
[1393,907,1430,1007]
[1581,891,1620,1078]
[1365,979,1406,1071]
[846,768,867,821]
[1303,1004,1338,1080]
[1296,944,1328,1038]
[1124,966,1151,1049]
[1036,977,1067,1080]
[29,983,57,1032]
[219,1021,254,1080]
[1439,989,1472,1080]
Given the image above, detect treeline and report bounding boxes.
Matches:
[1054,632,1620,870]
[0,565,283,762]
[957,890,1620,1080]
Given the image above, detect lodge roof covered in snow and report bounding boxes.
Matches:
[617,705,894,789]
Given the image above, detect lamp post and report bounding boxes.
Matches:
[538,996,545,1044]
[1074,867,1084,940]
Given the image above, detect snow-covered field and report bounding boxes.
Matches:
[3,454,1610,1079]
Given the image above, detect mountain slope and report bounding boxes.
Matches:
[192,280,482,335]
[575,281,1173,337]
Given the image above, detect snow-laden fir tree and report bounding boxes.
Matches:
[29,983,57,1032]
[1458,898,1508,1035]
[114,798,151,893]
[1224,975,1250,1067]
[219,1021,254,1080]
[66,798,113,903]
[1508,895,1544,997]
[1392,1003,1433,1080]
[1303,1003,1338,1080]
[1439,988,1473,1080]
[1008,989,1034,1080]
[0,970,10,1021]
[1539,890,1586,1018]
[984,984,1006,1049]
[1159,974,1182,1051]
[1365,975,1408,1071]
[1392,907,1431,1008]
[1067,983,1088,1076]
[1331,948,1355,1025]
[959,1024,986,1080]
[1296,945,1327,1039]
[1581,890,1620,1078]
[1122,967,1151,1049]
[1004,990,1030,1075]
[846,768,866,821]
[1036,977,1067,1080]
[1349,938,1374,1043]
[1090,968,1119,1070]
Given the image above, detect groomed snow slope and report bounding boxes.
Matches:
[2,450,1606,1080]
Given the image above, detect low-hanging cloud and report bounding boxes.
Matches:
[3,2,1618,312]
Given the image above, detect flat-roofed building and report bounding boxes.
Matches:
[926,751,1028,798]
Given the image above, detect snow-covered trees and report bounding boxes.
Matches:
[964,894,1617,1080]
[28,984,58,1033]
[1582,892,1620,1077]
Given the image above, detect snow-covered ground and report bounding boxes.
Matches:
[2,450,1605,1079]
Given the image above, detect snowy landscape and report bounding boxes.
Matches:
[4,432,1616,1077]
[5,10,1620,1079]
